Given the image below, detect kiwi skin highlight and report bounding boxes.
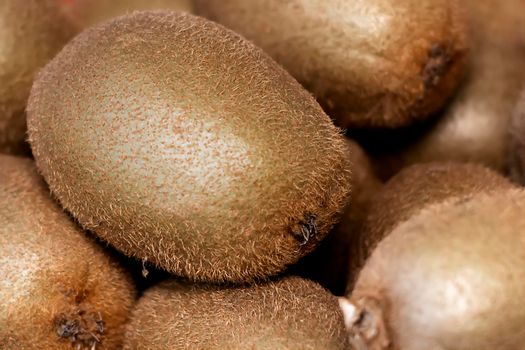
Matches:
[27,11,352,284]
[369,0,525,179]
[124,276,349,350]
[344,189,525,350]
[195,0,469,128]
[293,139,382,296]
[58,0,194,29]
[0,155,135,350]
[0,0,74,155]
[348,162,515,290]
[509,90,525,185]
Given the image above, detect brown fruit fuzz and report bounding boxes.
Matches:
[195,0,469,128]
[0,0,74,155]
[370,0,525,179]
[124,277,349,349]
[343,189,525,349]
[0,155,135,350]
[27,11,352,283]
[348,162,515,289]
[293,139,382,295]
[57,0,194,29]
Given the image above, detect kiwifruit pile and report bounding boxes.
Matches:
[363,0,525,179]
[1,0,524,349]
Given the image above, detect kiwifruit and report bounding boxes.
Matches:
[509,90,525,184]
[293,139,382,295]
[0,155,135,350]
[370,0,525,179]
[58,0,194,29]
[341,189,525,349]
[348,162,515,290]
[27,12,352,283]
[124,276,349,349]
[0,0,74,155]
[195,0,469,128]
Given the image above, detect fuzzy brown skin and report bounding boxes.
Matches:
[348,162,515,290]
[0,0,74,155]
[58,0,193,29]
[124,276,349,349]
[0,155,135,350]
[372,0,525,179]
[27,11,352,284]
[195,0,468,129]
[294,139,382,295]
[509,90,525,184]
[346,189,525,349]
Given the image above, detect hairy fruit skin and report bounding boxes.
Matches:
[294,139,382,295]
[0,0,74,155]
[58,0,194,29]
[347,190,525,350]
[124,277,349,350]
[195,0,469,128]
[371,0,525,179]
[348,162,515,290]
[0,155,135,350]
[27,11,352,283]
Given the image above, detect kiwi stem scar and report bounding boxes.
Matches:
[55,310,104,350]
[423,43,452,89]
[293,215,318,246]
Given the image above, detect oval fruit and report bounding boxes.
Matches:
[27,11,352,283]
[0,155,135,350]
[195,0,469,128]
[124,277,349,350]
[348,162,515,288]
[371,0,525,179]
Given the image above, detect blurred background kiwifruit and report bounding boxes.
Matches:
[0,0,74,155]
[0,155,135,350]
[124,277,349,350]
[195,0,469,129]
[344,189,525,349]
[356,0,525,180]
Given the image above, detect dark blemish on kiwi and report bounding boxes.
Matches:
[422,43,452,89]
[54,310,104,349]
[293,215,318,246]
[56,318,81,339]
